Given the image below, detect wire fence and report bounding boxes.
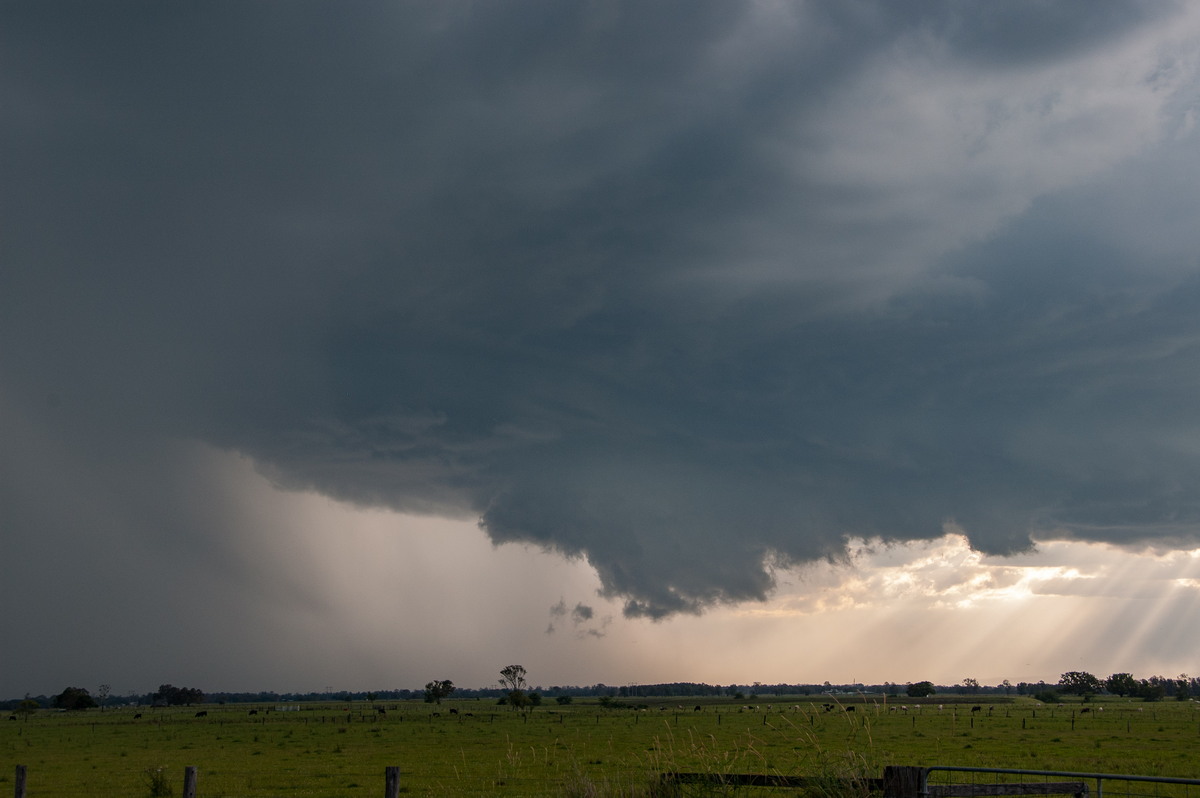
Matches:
[10,763,1200,798]
[926,767,1200,798]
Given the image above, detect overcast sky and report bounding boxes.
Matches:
[4,1,1200,699]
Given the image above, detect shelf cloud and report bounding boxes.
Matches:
[4,0,1200,643]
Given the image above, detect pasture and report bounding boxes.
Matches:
[2,696,1198,797]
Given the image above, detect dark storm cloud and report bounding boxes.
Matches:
[4,1,1200,627]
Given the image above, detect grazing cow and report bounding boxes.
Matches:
[377,708,386,716]
[248,709,258,716]
[1080,708,1090,714]
[971,706,981,713]
[694,705,702,712]
[449,708,458,715]
[7,715,15,721]
[134,713,142,719]
[846,706,855,712]
[431,712,440,717]
[194,710,208,718]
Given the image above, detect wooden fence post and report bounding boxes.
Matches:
[182,766,197,798]
[385,766,401,798]
[883,765,925,798]
[14,765,26,798]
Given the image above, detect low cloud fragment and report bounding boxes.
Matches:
[547,599,609,639]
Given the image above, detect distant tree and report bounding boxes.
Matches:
[53,687,97,710]
[1058,671,1102,697]
[1105,673,1137,697]
[154,685,204,706]
[96,684,111,709]
[907,681,936,698]
[499,665,529,710]
[528,692,542,707]
[17,699,40,716]
[1033,690,1060,703]
[1135,680,1165,702]
[556,695,573,705]
[423,680,456,705]
[962,677,980,694]
[1002,679,1012,695]
[499,665,528,692]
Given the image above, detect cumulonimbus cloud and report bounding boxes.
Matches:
[4,1,1200,621]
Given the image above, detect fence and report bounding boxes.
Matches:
[924,767,1200,798]
[659,766,1200,798]
[12,763,1200,797]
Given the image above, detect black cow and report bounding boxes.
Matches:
[194,710,208,718]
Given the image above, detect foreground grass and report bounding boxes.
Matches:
[2,697,1198,796]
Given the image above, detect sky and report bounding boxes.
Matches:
[3,1,1200,700]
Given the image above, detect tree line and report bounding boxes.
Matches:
[5,670,1194,712]
[1054,671,1194,702]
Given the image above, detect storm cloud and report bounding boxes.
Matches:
[5,0,1200,631]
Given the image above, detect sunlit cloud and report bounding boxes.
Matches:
[768,534,1200,614]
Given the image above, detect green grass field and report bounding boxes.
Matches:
[3,696,1198,797]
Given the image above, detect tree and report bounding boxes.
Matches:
[1175,674,1190,701]
[962,677,980,694]
[1105,673,1137,697]
[499,665,529,710]
[906,681,936,698]
[423,680,456,705]
[96,684,111,709]
[499,664,528,692]
[1058,671,1102,697]
[1135,679,1165,702]
[53,687,97,710]
[154,684,204,706]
